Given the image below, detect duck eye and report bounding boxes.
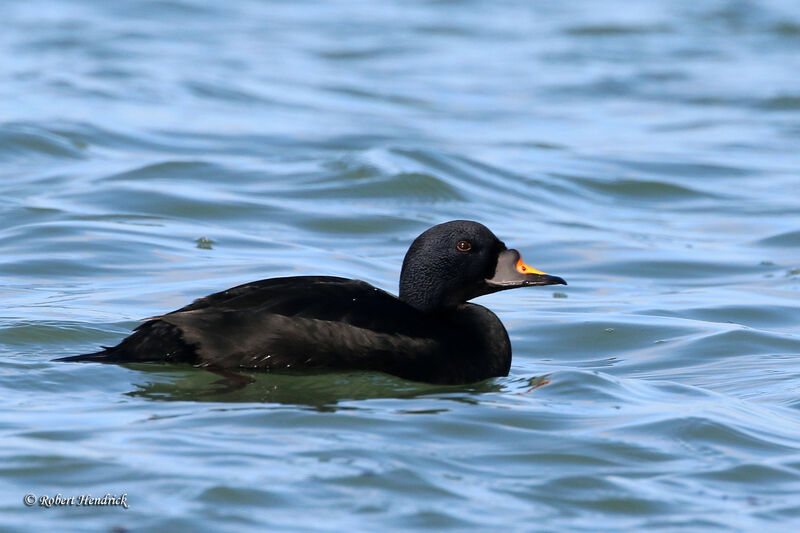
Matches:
[456,240,472,252]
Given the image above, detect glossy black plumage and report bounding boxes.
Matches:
[57,220,566,384]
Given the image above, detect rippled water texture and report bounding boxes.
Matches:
[2,1,800,531]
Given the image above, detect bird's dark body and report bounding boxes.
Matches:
[61,276,512,384]
[57,220,565,384]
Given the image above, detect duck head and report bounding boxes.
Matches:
[399,220,566,313]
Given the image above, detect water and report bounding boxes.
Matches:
[1,0,799,531]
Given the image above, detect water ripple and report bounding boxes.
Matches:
[2,0,800,531]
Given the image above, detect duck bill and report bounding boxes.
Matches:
[485,249,567,289]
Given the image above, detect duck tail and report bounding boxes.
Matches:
[53,320,198,365]
[53,348,115,363]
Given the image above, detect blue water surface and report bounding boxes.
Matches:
[1,1,799,531]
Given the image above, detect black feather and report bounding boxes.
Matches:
[56,221,565,384]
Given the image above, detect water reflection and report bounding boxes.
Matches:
[126,364,506,409]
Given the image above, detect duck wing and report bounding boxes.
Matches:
[155,276,441,373]
[158,276,419,331]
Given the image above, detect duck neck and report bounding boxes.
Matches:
[400,284,450,314]
[399,269,457,314]
[399,240,471,313]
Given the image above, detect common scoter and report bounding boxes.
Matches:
[57,220,566,384]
